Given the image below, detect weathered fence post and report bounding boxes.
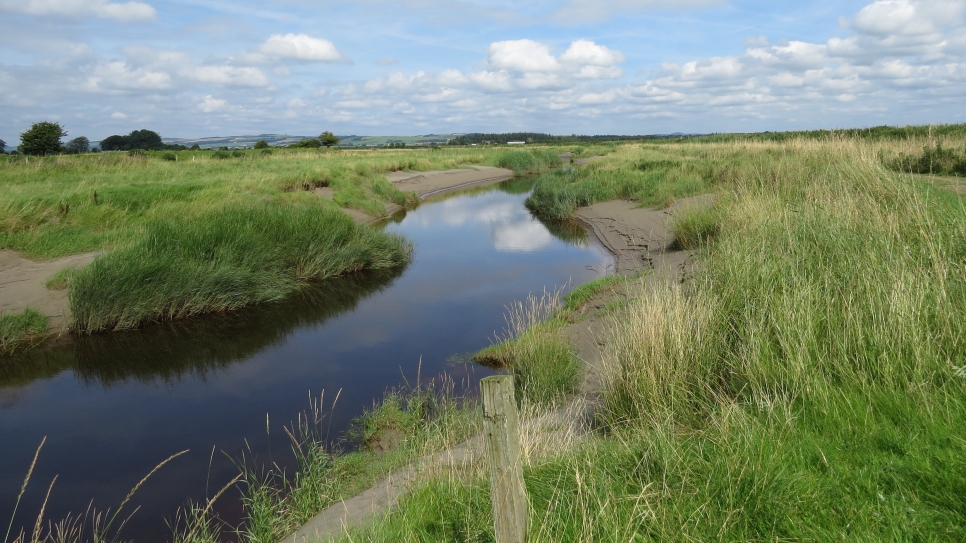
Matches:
[481,375,527,543]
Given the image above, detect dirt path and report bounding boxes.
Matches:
[0,251,99,332]
[285,194,713,541]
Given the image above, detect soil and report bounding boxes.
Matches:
[0,250,99,333]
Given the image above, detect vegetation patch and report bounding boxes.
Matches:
[670,205,720,249]
[68,202,412,332]
[0,308,49,355]
[889,142,966,176]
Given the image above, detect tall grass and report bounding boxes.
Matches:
[341,136,966,541]
[496,150,562,175]
[69,202,412,332]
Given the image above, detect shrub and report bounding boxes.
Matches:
[161,152,177,161]
[212,150,231,160]
[232,150,245,158]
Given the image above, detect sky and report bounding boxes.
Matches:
[1,0,964,142]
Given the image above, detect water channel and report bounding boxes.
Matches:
[0,178,613,541]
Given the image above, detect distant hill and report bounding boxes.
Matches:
[156,133,464,149]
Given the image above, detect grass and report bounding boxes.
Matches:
[341,133,966,541]
[0,308,49,355]
[68,202,411,332]
[473,290,583,406]
[669,205,720,249]
[524,149,709,220]
[209,378,483,543]
[495,150,562,175]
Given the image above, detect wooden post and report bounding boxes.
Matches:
[481,375,527,543]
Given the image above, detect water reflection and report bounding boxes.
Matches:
[0,271,402,391]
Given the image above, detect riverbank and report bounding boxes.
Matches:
[298,133,966,541]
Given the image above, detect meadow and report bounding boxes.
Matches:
[5,129,966,541]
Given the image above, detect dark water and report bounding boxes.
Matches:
[0,179,612,541]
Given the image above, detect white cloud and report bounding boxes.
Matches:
[488,40,559,72]
[0,0,156,21]
[258,33,347,62]
[110,111,127,119]
[378,57,399,66]
[560,39,625,66]
[84,61,172,91]
[851,0,963,36]
[198,95,226,113]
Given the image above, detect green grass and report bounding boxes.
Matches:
[342,135,966,541]
[0,147,504,260]
[68,202,412,332]
[524,150,709,220]
[495,150,561,175]
[0,308,49,355]
[44,266,76,290]
[670,205,721,249]
[205,378,483,543]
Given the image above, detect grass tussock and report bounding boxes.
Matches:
[474,290,582,406]
[0,308,49,355]
[496,150,562,175]
[68,203,412,332]
[669,205,721,250]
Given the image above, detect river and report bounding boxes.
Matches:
[0,178,612,541]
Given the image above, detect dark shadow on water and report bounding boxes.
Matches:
[0,269,403,389]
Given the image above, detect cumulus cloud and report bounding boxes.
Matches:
[258,33,347,62]
[560,39,625,66]
[488,40,560,72]
[0,0,156,21]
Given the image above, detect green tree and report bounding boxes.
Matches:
[20,121,67,156]
[253,139,269,149]
[190,144,201,151]
[319,131,340,147]
[0,139,6,153]
[65,136,90,154]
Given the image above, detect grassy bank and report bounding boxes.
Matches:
[341,135,966,540]
[0,308,48,355]
[68,202,412,332]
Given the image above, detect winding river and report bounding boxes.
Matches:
[0,178,612,541]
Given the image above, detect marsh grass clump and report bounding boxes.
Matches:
[496,150,561,174]
[889,142,966,176]
[525,157,708,220]
[670,205,720,249]
[474,290,582,406]
[68,202,412,332]
[0,308,48,355]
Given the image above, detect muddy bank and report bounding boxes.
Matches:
[573,194,713,279]
[0,251,98,332]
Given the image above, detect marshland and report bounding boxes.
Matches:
[2,127,966,542]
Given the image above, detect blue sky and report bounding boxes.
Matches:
[1,0,964,141]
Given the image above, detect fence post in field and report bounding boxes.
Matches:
[481,375,527,543]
